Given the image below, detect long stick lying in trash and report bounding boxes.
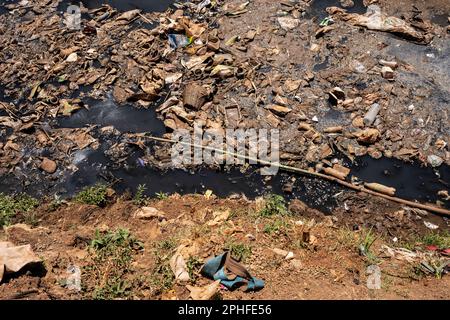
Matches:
[145,135,450,217]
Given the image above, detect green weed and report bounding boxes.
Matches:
[259,194,288,217]
[358,228,379,264]
[75,184,108,206]
[133,184,148,206]
[263,218,291,235]
[86,228,143,300]
[225,241,252,262]
[149,238,178,295]
[0,193,39,227]
[155,192,169,200]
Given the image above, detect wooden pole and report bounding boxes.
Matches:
[145,135,450,217]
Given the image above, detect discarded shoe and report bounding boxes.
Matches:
[200,252,264,291]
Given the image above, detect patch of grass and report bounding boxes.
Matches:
[336,227,358,249]
[399,239,416,251]
[358,228,379,264]
[155,238,177,251]
[155,191,169,200]
[263,218,291,235]
[149,238,178,295]
[0,193,39,227]
[225,241,252,262]
[398,231,450,251]
[85,228,143,300]
[259,194,288,217]
[133,184,148,206]
[418,231,450,250]
[75,184,108,206]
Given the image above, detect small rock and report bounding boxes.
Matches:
[277,17,299,31]
[381,66,394,80]
[438,190,450,200]
[207,209,230,226]
[310,43,320,52]
[354,128,380,144]
[66,52,78,62]
[134,207,166,221]
[36,130,48,144]
[304,71,315,82]
[379,59,398,69]
[352,60,366,73]
[352,116,365,128]
[282,181,293,194]
[285,251,295,260]
[272,248,289,257]
[40,157,57,173]
[340,0,354,8]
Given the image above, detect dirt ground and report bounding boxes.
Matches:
[1,0,450,301]
[0,192,449,300]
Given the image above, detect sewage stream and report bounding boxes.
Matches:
[307,0,366,20]
[0,0,449,215]
[56,0,176,13]
[1,93,448,214]
[56,95,166,134]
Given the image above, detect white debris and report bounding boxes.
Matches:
[423,221,439,230]
[427,155,443,168]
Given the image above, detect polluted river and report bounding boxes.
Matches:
[0,0,449,301]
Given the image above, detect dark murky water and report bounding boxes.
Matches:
[0,0,17,14]
[308,0,366,20]
[431,12,449,27]
[351,156,450,207]
[1,91,449,212]
[0,85,12,104]
[57,0,175,13]
[56,95,166,134]
[3,135,447,213]
[58,143,343,213]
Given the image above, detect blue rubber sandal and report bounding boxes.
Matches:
[201,252,264,292]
